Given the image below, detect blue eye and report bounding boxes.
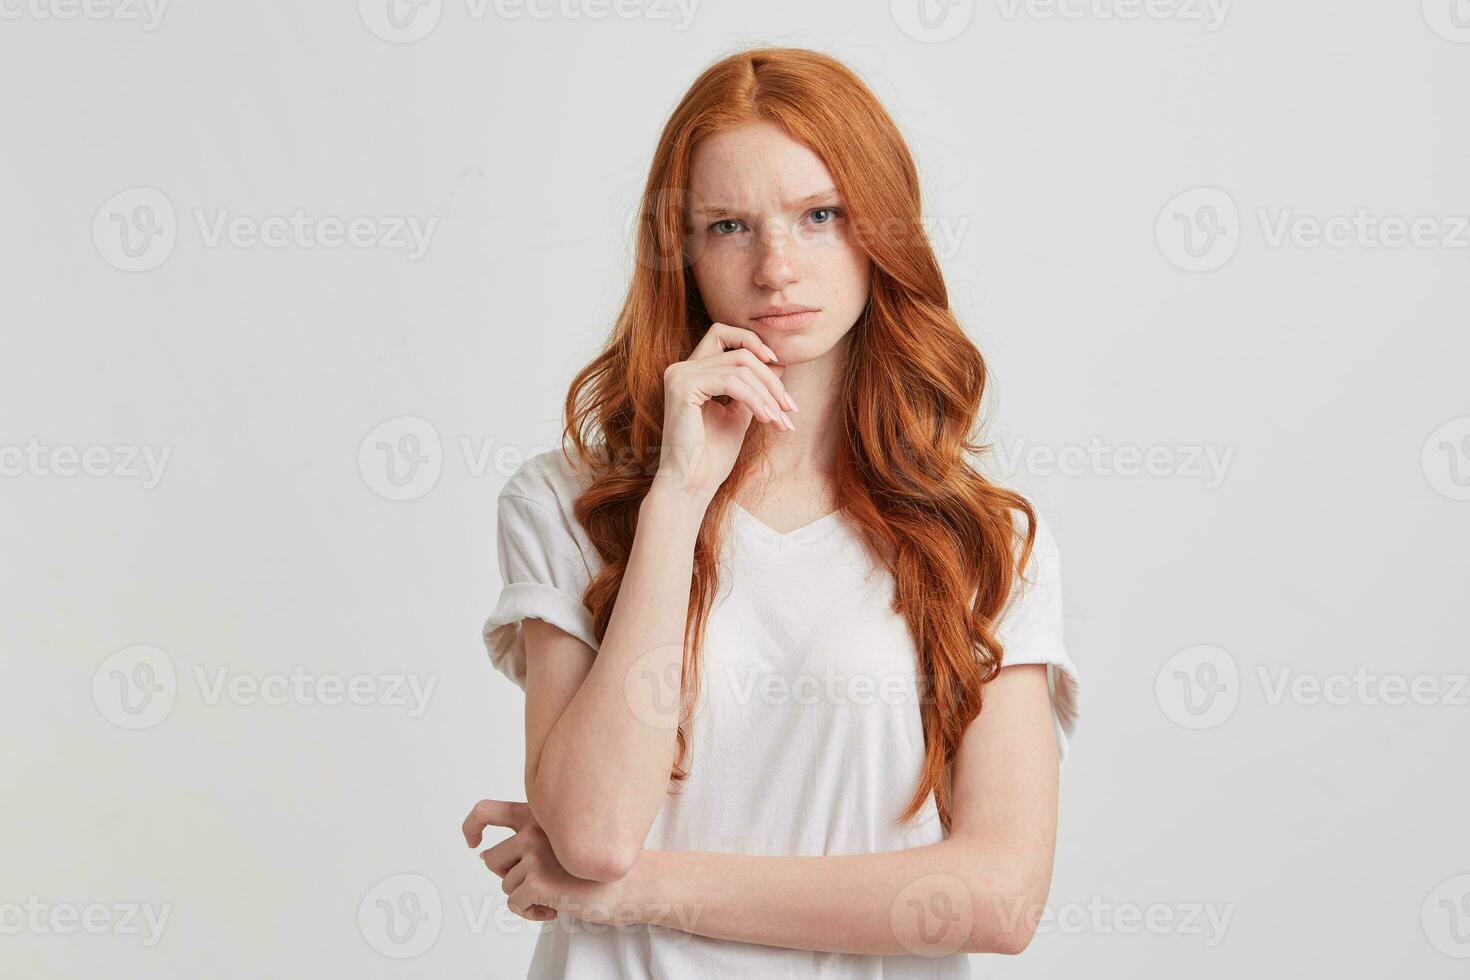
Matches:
[708,208,842,236]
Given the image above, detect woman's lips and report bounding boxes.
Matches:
[753,310,819,330]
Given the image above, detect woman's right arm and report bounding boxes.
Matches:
[521,323,797,882]
[522,483,708,882]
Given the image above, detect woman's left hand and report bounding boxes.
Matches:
[462,799,627,923]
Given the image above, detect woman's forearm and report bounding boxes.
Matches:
[529,481,710,879]
[598,836,1043,957]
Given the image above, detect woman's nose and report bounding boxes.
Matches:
[754,222,798,290]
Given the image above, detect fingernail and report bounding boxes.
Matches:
[782,412,795,431]
[769,349,779,362]
[785,393,799,412]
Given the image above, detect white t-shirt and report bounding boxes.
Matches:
[482,449,1080,979]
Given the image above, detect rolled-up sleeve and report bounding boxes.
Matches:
[996,515,1081,765]
[481,488,599,690]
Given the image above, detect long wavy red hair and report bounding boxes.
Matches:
[560,46,1037,832]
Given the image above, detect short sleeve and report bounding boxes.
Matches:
[481,476,600,690]
[995,514,1081,766]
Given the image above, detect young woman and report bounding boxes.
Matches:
[465,46,1080,978]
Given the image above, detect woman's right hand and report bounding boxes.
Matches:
[653,322,798,501]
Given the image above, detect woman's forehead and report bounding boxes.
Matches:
[688,123,834,196]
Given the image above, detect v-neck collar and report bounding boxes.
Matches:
[728,500,847,549]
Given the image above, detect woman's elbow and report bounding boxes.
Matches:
[556,840,637,882]
[538,816,639,881]
[977,920,1038,956]
[527,788,640,881]
[964,867,1047,955]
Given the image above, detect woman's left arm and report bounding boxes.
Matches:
[467,663,1060,957]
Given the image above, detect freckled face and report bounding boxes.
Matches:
[684,121,872,364]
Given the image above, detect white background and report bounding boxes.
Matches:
[3,1,1468,977]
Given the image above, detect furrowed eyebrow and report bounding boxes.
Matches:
[696,188,842,219]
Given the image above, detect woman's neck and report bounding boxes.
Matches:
[748,332,847,484]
